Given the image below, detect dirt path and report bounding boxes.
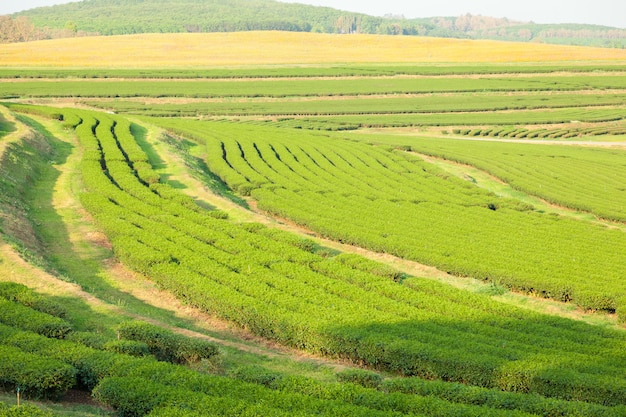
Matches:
[0,105,30,155]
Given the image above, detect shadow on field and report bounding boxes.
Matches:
[0,118,16,139]
[131,122,166,169]
[326,314,625,406]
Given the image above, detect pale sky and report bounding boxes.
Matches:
[2,0,625,28]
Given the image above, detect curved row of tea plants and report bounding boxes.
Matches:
[85,92,626,118]
[3,291,546,417]
[361,134,626,223]
[6,277,621,416]
[454,122,626,139]
[1,283,521,417]
[154,118,626,317]
[240,106,626,131]
[4,74,626,100]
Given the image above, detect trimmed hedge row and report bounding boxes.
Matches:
[93,367,532,417]
[0,323,143,391]
[0,299,72,339]
[104,340,151,357]
[0,282,68,319]
[2,318,623,417]
[0,323,535,417]
[93,377,328,417]
[116,321,219,364]
[235,367,626,417]
[0,345,76,399]
[382,376,626,417]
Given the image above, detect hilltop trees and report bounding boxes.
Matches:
[0,15,39,43]
[0,15,95,43]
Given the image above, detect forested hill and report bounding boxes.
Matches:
[10,0,626,48]
[15,0,421,36]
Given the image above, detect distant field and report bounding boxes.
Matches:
[2,31,626,68]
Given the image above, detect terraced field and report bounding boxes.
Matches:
[2,33,626,416]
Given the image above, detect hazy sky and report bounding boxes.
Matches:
[2,0,625,28]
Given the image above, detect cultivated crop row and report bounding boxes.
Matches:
[4,74,626,99]
[454,123,626,139]
[85,92,626,118]
[241,106,626,131]
[370,135,626,222]
[1,63,625,79]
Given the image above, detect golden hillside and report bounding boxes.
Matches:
[3,31,626,68]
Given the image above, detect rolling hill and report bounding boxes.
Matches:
[11,0,626,48]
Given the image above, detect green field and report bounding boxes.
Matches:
[2,37,626,417]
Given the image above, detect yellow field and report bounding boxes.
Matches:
[2,31,626,68]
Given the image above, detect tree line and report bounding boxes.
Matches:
[0,15,96,43]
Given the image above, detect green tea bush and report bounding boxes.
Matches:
[0,403,55,417]
[104,340,151,357]
[65,331,110,349]
[333,253,404,281]
[0,299,72,339]
[117,321,219,364]
[336,368,383,389]
[93,377,163,417]
[147,407,217,417]
[0,346,76,399]
[230,366,282,388]
[0,282,68,319]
